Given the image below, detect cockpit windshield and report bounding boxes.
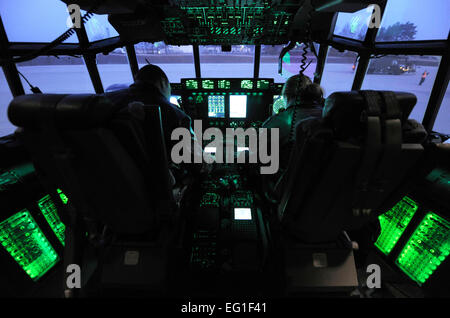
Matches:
[0,0,448,137]
[136,42,196,82]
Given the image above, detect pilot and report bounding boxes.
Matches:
[105,64,205,182]
[259,74,324,198]
[105,64,193,146]
[262,74,324,168]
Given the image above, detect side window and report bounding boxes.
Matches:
[361,55,442,123]
[0,69,15,137]
[97,47,133,92]
[83,13,119,42]
[334,6,372,41]
[376,0,450,42]
[0,0,78,43]
[320,48,358,97]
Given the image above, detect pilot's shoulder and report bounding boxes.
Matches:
[262,115,276,128]
[262,109,289,128]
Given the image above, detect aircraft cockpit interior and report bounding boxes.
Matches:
[0,0,449,304]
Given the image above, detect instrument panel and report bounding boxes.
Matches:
[159,3,296,45]
[172,78,285,129]
[182,78,273,91]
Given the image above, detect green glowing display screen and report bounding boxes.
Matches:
[57,188,68,205]
[186,79,199,89]
[38,195,66,246]
[218,80,231,89]
[202,80,214,89]
[396,212,450,285]
[375,196,418,255]
[0,209,59,281]
[256,80,270,90]
[208,95,225,118]
[241,80,253,89]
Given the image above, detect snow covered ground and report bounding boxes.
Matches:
[1,63,448,136]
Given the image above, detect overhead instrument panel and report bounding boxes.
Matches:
[69,0,363,45]
[160,0,297,45]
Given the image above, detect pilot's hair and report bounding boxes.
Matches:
[282,74,324,105]
[134,64,169,85]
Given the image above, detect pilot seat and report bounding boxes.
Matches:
[8,93,186,296]
[274,90,429,294]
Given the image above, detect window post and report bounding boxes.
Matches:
[193,44,201,78]
[0,16,25,97]
[422,53,449,132]
[254,45,261,78]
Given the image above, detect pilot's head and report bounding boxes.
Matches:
[134,64,171,100]
[282,74,324,106]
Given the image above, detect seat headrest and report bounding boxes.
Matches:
[8,94,116,129]
[322,90,417,139]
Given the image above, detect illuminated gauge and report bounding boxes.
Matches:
[241,80,253,89]
[256,80,270,90]
[185,79,198,89]
[202,80,214,89]
[396,212,450,285]
[195,95,204,103]
[218,80,231,89]
[0,209,60,281]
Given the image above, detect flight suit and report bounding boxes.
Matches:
[261,102,323,197]
[104,82,194,150]
[104,82,200,184]
[262,102,323,169]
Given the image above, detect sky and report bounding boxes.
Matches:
[328,0,448,41]
[380,0,449,40]
[0,0,118,43]
[0,0,448,42]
